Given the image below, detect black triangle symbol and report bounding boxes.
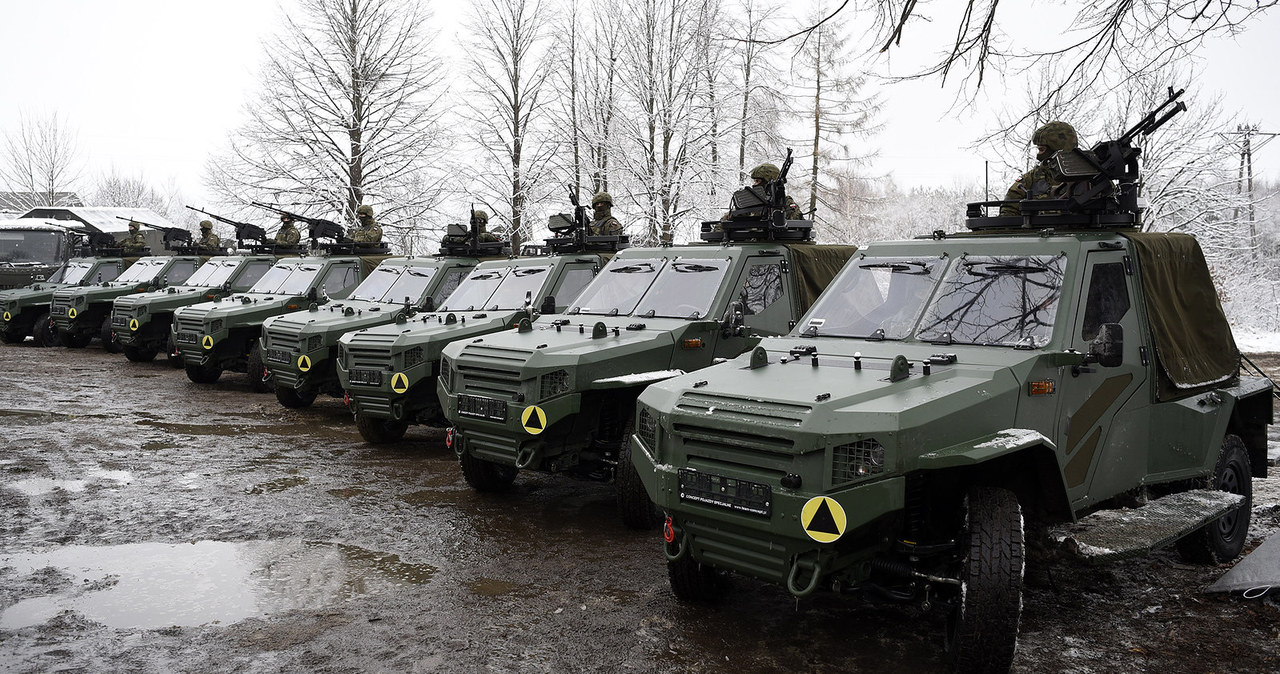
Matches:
[806,500,840,535]
[525,411,543,430]
[394,374,406,388]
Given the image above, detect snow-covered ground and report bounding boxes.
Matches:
[1235,332,1280,354]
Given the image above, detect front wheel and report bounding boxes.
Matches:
[276,384,318,408]
[947,486,1024,674]
[100,316,122,353]
[355,412,408,443]
[1177,434,1252,564]
[616,414,661,529]
[246,342,272,393]
[667,550,727,602]
[31,312,54,347]
[123,344,158,362]
[459,452,518,492]
[185,361,222,384]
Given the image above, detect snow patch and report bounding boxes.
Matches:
[973,428,1043,451]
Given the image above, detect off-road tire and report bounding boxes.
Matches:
[355,412,408,443]
[1177,434,1252,564]
[59,330,91,348]
[947,486,1024,674]
[459,452,518,492]
[31,312,54,347]
[100,316,122,353]
[246,343,272,393]
[185,361,222,384]
[667,551,727,602]
[165,334,182,368]
[0,330,23,344]
[616,415,661,529]
[123,344,158,362]
[276,384,318,409]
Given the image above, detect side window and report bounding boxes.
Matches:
[1081,262,1130,340]
[736,259,792,336]
[551,265,596,307]
[97,264,122,282]
[167,261,197,284]
[432,268,470,306]
[322,265,359,295]
[234,262,272,288]
[742,263,784,315]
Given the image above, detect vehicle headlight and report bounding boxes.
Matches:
[403,346,424,368]
[210,319,223,334]
[831,438,886,484]
[438,356,451,390]
[637,407,659,455]
[136,306,147,317]
[75,296,86,306]
[539,369,570,400]
[307,335,323,352]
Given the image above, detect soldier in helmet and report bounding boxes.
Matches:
[120,220,147,253]
[1001,121,1085,216]
[750,163,802,219]
[197,220,220,250]
[589,192,624,236]
[444,209,500,244]
[274,213,301,246]
[353,204,382,244]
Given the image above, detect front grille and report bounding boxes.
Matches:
[539,369,570,400]
[111,314,131,328]
[265,323,301,352]
[454,342,533,399]
[51,295,72,316]
[832,439,885,485]
[344,331,398,370]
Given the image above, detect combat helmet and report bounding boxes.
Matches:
[199,220,212,230]
[750,163,780,183]
[472,209,489,225]
[356,205,374,218]
[591,192,612,207]
[1032,121,1078,152]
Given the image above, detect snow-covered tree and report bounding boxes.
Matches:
[0,111,83,209]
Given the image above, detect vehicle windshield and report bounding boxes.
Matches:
[798,257,945,339]
[439,268,508,311]
[185,259,240,288]
[276,264,323,295]
[632,259,730,319]
[0,230,62,265]
[485,265,554,310]
[45,263,68,283]
[115,258,169,284]
[350,266,405,301]
[570,257,667,316]
[916,254,1067,348]
[350,265,440,304]
[62,261,97,284]
[248,263,302,293]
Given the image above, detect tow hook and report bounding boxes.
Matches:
[786,554,823,598]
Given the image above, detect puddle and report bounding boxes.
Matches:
[0,408,64,426]
[0,540,436,629]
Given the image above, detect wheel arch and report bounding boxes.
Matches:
[1227,391,1273,479]
[915,431,1072,524]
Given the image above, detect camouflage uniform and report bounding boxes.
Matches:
[121,222,147,253]
[589,192,624,236]
[1001,121,1084,216]
[718,163,802,223]
[197,221,220,249]
[444,210,500,244]
[275,216,301,246]
[353,204,383,244]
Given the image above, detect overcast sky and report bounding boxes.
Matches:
[2,0,1277,208]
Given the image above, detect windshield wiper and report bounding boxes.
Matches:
[672,263,719,273]
[611,263,656,274]
[859,261,931,275]
[963,262,1050,277]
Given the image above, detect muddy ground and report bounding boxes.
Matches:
[1,345,1278,674]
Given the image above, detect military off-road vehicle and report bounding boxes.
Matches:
[439,200,857,527]
[632,91,1273,673]
[338,217,622,442]
[0,218,83,290]
[0,253,126,346]
[51,253,203,350]
[112,255,279,364]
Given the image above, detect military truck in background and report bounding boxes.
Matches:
[632,90,1273,673]
[51,254,203,350]
[112,255,279,364]
[0,219,84,290]
[438,213,856,528]
[0,253,126,346]
[337,218,622,442]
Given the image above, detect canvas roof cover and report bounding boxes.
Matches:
[785,243,859,314]
[1122,232,1238,401]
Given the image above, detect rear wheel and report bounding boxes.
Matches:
[276,384,318,408]
[123,344,158,362]
[1177,434,1252,564]
[100,316,122,353]
[246,342,272,393]
[185,361,222,384]
[355,412,408,443]
[616,414,661,529]
[31,312,54,347]
[947,486,1024,674]
[459,452,518,492]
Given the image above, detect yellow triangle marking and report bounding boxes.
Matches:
[202,335,214,350]
[298,355,312,372]
[391,372,409,394]
[521,406,547,435]
[800,496,847,544]
[129,318,139,331]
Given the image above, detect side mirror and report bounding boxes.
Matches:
[1088,323,1124,368]
[720,300,746,338]
[540,295,556,315]
[421,296,435,312]
[307,287,318,302]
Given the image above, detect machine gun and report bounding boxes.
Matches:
[116,216,192,251]
[75,231,122,256]
[705,148,811,242]
[439,205,510,257]
[186,205,268,249]
[250,202,348,247]
[541,186,628,254]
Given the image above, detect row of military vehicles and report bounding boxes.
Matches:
[2,102,1275,673]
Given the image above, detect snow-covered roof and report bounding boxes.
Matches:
[17,207,176,234]
[0,218,87,233]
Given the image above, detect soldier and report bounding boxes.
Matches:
[197,220,220,250]
[589,192,624,236]
[274,213,301,246]
[444,210,500,244]
[120,220,147,253]
[353,204,382,244]
[1000,121,1086,216]
[749,163,802,219]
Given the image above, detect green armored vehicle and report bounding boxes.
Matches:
[112,255,278,364]
[173,253,387,389]
[633,100,1272,673]
[0,219,83,290]
[439,214,856,527]
[337,222,620,442]
[51,254,203,350]
[261,255,479,409]
[0,254,126,346]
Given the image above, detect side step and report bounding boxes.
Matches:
[1050,489,1245,564]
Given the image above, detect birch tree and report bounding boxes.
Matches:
[0,111,84,209]
[730,0,786,183]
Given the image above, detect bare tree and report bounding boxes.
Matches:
[207,0,450,236]
[730,0,787,183]
[0,111,83,209]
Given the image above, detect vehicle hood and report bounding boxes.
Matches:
[115,286,216,312]
[265,299,411,347]
[341,309,525,360]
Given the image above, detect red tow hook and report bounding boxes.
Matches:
[663,515,675,543]
[445,427,455,449]
[343,392,350,406]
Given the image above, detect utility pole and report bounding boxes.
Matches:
[1219,125,1278,260]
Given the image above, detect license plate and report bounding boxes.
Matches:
[457,394,507,422]
[112,315,130,327]
[266,348,291,364]
[52,306,66,315]
[176,331,199,344]
[349,369,383,386]
[678,469,772,517]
